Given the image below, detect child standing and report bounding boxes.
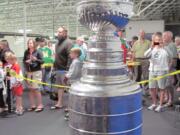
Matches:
[0,61,6,113]
[64,48,83,84]
[64,48,83,120]
[5,52,24,115]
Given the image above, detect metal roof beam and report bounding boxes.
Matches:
[142,0,170,18]
[147,0,177,18]
[137,0,161,16]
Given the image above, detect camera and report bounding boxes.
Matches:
[154,42,160,45]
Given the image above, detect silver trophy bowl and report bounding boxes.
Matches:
[77,0,133,31]
[69,1,142,135]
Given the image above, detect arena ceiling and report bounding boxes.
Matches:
[0,0,179,38]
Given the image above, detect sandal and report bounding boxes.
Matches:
[35,108,44,113]
[163,102,173,107]
[50,106,63,110]
[27,107,36,112]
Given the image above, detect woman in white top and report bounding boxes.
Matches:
[144,33,171,112]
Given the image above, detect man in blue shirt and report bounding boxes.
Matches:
[72,37,86,62]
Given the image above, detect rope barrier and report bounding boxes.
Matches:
[41,63,53,68]
[7,69,180,89]
[138,70,180,85]
[8,69,70,89]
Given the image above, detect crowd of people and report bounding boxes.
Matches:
[130,30,180,112]
[0,26,180,118]
[0,26,86,116]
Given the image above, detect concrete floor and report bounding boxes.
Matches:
[0,93,180,135]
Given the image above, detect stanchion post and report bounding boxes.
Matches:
[6,68,12,113]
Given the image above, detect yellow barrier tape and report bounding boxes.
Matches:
[41,63,53,68]
[138,70,180,85]
[7,69,180,89]
[126,61,141,66]
[8,70,70,89]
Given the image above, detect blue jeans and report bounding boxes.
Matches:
[42,67,52,91]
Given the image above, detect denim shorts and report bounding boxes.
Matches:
[149,71,168,90]
[54,70,66,91]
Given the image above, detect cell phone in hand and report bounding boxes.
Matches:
[154,42,160,45]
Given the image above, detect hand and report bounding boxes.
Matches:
[12,82,21,88]
[31,56,37,61]
[151,42,155,48]
[6,76,11,80]
[63,77,68,84]
[26,59,31,63]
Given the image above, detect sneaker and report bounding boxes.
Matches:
[15,109,18,114]
[155,105,162,112]
[148,104,157,110]
[16,110,24,116]
[18,110,24,116]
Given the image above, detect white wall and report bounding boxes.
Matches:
[0,36,28,58]
[126,20,165,41]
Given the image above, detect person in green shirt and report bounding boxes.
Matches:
[39,46,54,66]
[37,38,54,91]
[131,30,150,83]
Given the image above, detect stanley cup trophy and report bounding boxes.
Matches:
[69,0,142,135]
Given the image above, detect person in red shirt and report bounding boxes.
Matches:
[5,52,24,115]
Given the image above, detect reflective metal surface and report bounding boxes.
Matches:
[77,0,133,31]
[69,0,142,135]
[69,92,142,135]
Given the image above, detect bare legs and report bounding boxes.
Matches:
[29,89,36,108]
[150,88,165,106]
[56,89,64,107]
[150,88,158,105]
[159,89,165,106]
[29,89,43,109]
[35,91,43,108]
[16,96,23,112]
[51,72,65,109]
